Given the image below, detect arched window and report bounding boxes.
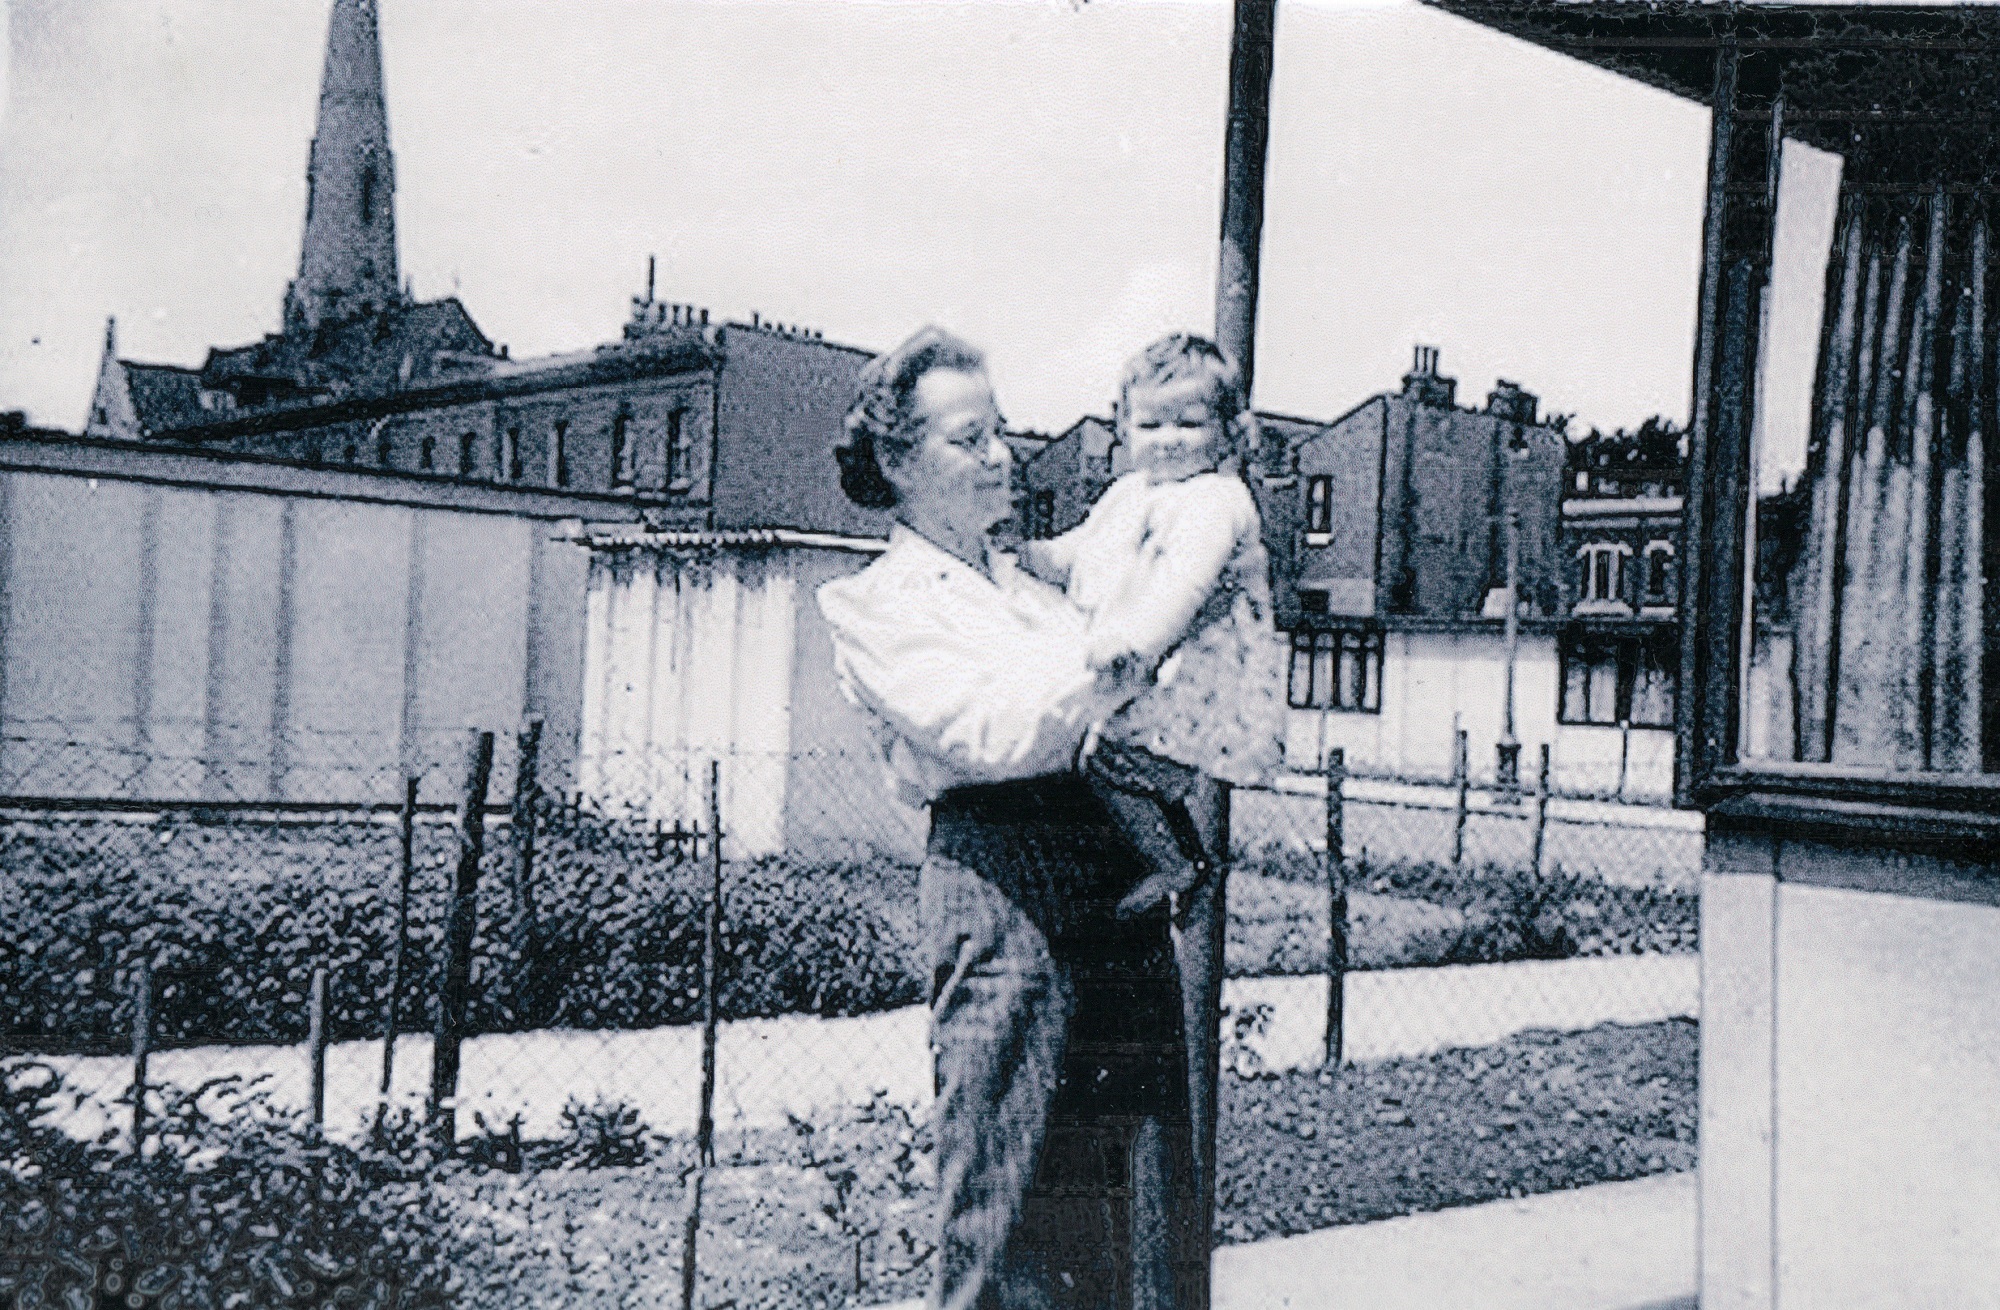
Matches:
[550,420,569,487]
[502,426,522,483]
[610,408,633,487]
[1643,541,1676,607]
[1304,475,1333,540]
[1576,541,1631,608]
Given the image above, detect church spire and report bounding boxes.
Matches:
[284,0,401,331]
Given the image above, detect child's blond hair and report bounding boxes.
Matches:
[1116,332,1260,467]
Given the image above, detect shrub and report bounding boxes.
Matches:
[0,1058,458,1308]
[551,1096,649,1169]
[1,805,926,1055]
[1239,845,1697,964]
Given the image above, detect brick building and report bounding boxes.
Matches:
[1556,419,1686,732]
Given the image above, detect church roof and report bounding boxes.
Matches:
[197,297,496,408]
[121,362,206,434]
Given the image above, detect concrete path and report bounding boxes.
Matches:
[870,1172,1697,1310]
[33,954,1697,1146]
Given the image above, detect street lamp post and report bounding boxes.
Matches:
[1496,503,1523,799]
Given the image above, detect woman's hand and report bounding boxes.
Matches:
[1085,626,1144,675]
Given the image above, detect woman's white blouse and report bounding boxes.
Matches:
[816,525,1120,808]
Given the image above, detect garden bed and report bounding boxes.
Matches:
[435,1017,1698,1308]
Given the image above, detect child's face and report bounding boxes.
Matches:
[1124,375,1226,481]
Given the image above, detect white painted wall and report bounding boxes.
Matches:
[1701,834,2000,1310]
[1283,629,1676,796]
[0,469,582,803]
[576,538,922,861]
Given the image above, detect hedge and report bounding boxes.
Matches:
[0,805,924,1056]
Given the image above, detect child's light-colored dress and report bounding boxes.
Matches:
[1058,470,1289,788]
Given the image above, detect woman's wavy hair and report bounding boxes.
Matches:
[835,326,988,510]
[1115,332,1260,468]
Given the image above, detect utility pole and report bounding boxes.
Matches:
[1177,3,1280,1305]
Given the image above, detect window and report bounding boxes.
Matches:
[1642,542,1675,608]
[458,431,478,477]
[609,409,634,488]
[1560,630,1677,729]
[1577,542,1630,608]
[419,435,435,471]
[502,426,522,483]
[341,439,358,464]
[664,409,692,492]
[1287,628,1383,713]
[1304,475,1332,540]
[1299,590,1329,615]
[549,420,569,487]
[303,437,323,465]
[376,429,393,467]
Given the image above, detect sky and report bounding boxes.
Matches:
[0,0,1712,438]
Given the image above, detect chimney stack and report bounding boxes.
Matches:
[1400,344,1457,408]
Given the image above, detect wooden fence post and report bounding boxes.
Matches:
[1452,727,1471,874]
[511,718,544,1022]
[430,730,495,1149]
[682,758,725,1310]
[130,960,152,1153]
[1324,748,1348,1067]
[1531,743,1552,879]
[698,758,722,1169]
[378,775,418,1129]
[308,966,329,1129]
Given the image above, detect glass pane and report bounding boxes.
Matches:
[1743,135,1994,774]
[1288,640,1313,710]
[1588,652,1619,726]
[1564,645,1589,722]
[1311,638,1335,710]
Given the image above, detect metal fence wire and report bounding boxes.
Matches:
[1,723,1700,1308]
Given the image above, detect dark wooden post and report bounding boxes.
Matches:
[1214,0,1279,392]
[1531,743,1552,879]
[430,730,495,1149]
[1617,718,1632,799]
[511,718,544,1022]
[307,966,329,1128]
[130,959,153,1153]
[681,758,725,1310]
[378,775,418,1128]
[1324,748,1348,1067]
[698,759,722,1169]
[1452,727,1471,873]
[1190,3,1277,1291]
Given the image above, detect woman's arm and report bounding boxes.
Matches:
[818,574,1140,785]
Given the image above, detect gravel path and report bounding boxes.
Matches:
[28,954,1697,1145]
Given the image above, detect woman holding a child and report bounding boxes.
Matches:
[815,326,1287,1310]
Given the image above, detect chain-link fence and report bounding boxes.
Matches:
[3,722,1699,1309]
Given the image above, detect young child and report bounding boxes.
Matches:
[1020,333,1289,918]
